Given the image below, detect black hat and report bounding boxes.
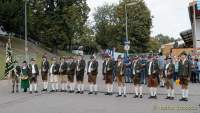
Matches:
[31,58,35,61]
[23,60,27,63]
[117,55,122,59]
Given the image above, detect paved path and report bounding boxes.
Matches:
[0,57,200,113]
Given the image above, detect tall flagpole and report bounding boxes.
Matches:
[25,0,28,62]
[193,0,197,48]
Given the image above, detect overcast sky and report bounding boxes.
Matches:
[87,0,191,38]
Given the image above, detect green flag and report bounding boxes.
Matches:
[4,37,16,77]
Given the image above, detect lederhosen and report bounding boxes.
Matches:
[76,59,86,82]
[165,63,174,88]
[102,60,107,80]
[147,61,159,87]
[87,60,98,84]
[179,60,191,86]
[41,60,49,81]
[132,60,142,85]
[59,62,67,83]
[105,60,113,84]
[115,61,124,86]
[67,62,76,82]
[50,63,60,83]
[29,64,39,83]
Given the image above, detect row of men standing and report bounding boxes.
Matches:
[102,52,191,101]
[11,55,99,95]
[11,53,191,101]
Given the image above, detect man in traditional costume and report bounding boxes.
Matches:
[147,56,159,99]
[104,55,114,95]
[66,56,76,93]
[164,57,175,100]
[132,56,143,98]
[87,55,99,95]
[179,52,191,101]
[49,57,60,92]
[75,55,86,94]
[41,56,50,91]
[115,55,126,97]
[59,57,68,92]
[29,58,39,94]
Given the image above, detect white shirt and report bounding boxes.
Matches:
[77,60,80,71]
[50,64,54,74]
[148,61,153,75]
[32,64,36,74]
[165,63,170,76]
[132,61,137,75]
[88,61,93,73]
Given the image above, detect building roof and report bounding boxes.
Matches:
[180,29,193,47]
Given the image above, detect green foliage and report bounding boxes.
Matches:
[155,34,175,46]
[94,0,152,53]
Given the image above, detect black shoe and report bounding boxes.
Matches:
[116,94,122,97]
[50,90,55,92]
[16,90,19,93]
[160,85,164,88]
[124,95,127,98]
[42,89,46,91]
[34,91,38,93]
[170,97,174,100]
[140,95,143,98]
[179,98,185,101]
[109,93,113,96]
[105,92,109,95]
[11,90,14,93]
[80,91,84,94]
[88,92,93,95]
[133,95,139,98]
[165,96,170,99]
[184,98,188,101]
[148,96,153,99]
[29,91,32,94]
[76,91,80,94]
[24,89,27,92]
[94,92,98,95]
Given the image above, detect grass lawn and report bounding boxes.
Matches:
[0,38,73,80]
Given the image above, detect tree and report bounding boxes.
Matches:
[155,34,175,46]
[93,0,152,53]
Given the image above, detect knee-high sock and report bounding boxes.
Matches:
[106,84,109,92]
[89,84,93,92]
[56,83,59,90]
[81,84,84,91]
[123,86,126,95]
[139,86,143,95]
[43,82,45,89]
[34,84,37,91]
[150,87,153,96]
[135,86,138,95]
[167,89,170,97]
[52,83,55,90]
[182,89,185,98]
[30,84,33,91]
[118,86,122,95]
[110,84,113,93]
[65,83,68,91]
[45,82,48,89]
[153,88,157,96]
[171,89,174,97]
[94,84,98,92]
[77,84,81,91]
[185,89,189,98]
[61,83,65,90]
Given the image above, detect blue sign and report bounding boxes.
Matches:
[197,0,200,10]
